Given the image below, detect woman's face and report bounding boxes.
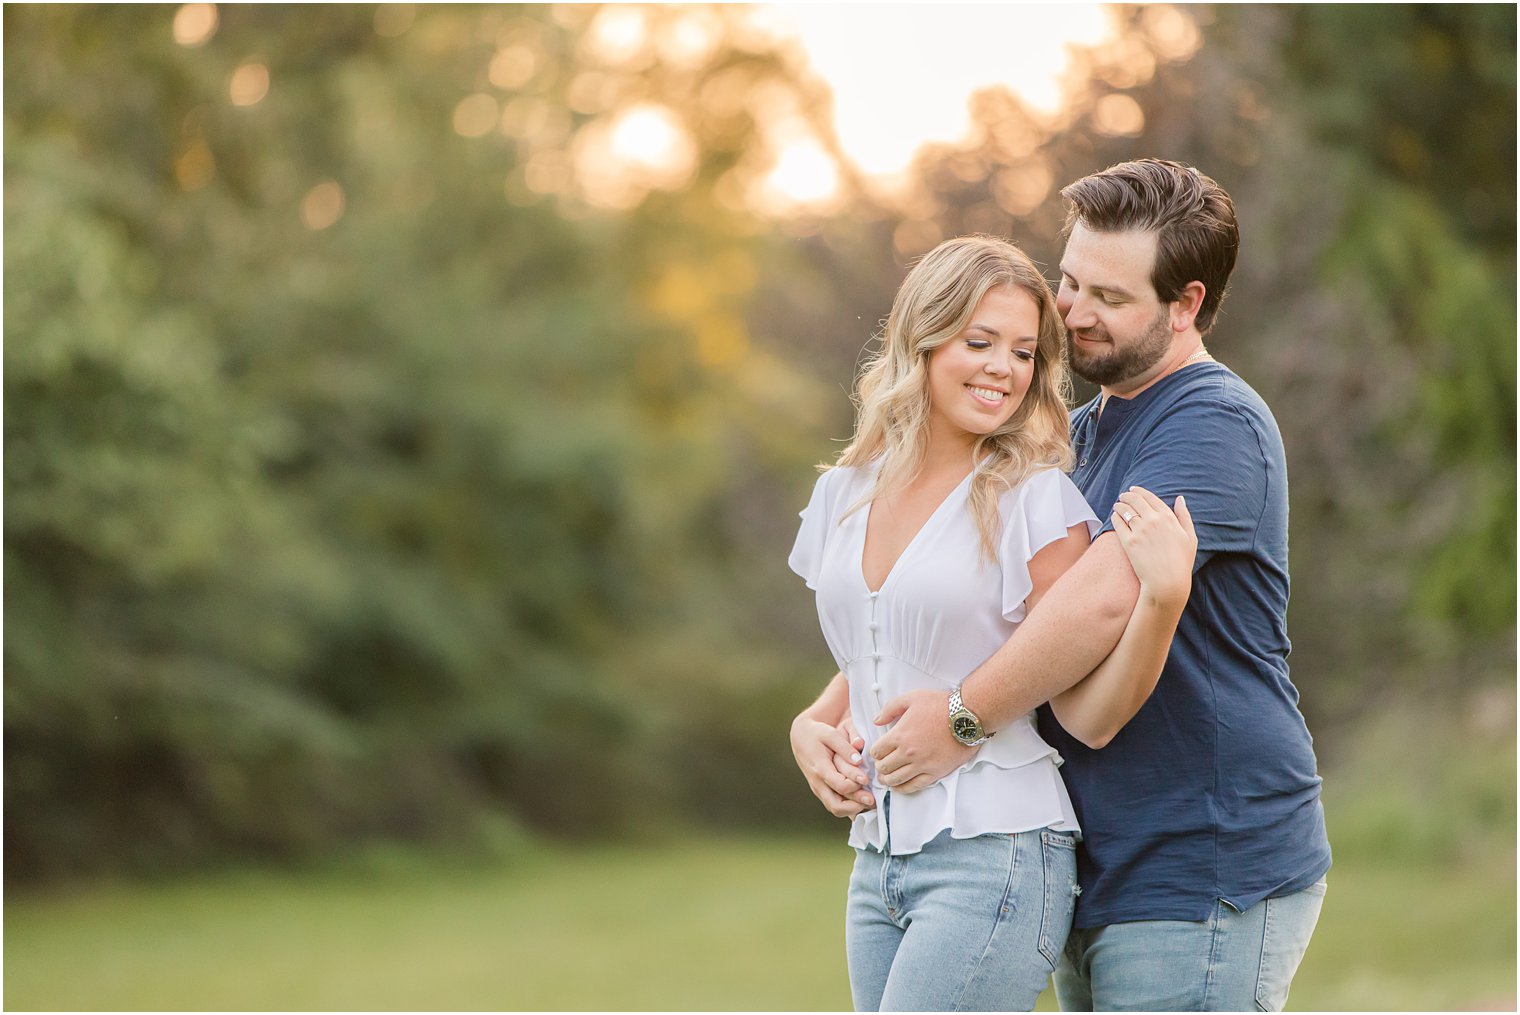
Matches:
[925,285,1040,450]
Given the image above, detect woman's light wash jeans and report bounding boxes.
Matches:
[845,824,1078,1012]
[1053,878,1327,1011]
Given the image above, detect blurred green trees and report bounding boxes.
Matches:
[5,4,1513,880]
[5,4,838,878]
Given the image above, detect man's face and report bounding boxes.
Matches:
[1057,223,1175,389]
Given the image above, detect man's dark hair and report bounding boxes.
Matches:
[1061,159,1239,335]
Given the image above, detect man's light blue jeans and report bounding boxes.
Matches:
[846,825,1079,1011]
[1053,879,1327,1011]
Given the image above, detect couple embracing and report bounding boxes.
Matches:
[788,159,1331,1012]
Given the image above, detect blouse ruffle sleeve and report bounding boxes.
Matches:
[999,468,1101,623]
[788,469,838,590]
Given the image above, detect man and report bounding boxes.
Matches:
[811,160,1330,1010]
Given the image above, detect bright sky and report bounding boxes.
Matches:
[549,4,1129,213]
[760,4,1113,200]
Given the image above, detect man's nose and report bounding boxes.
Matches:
[1062,295,1095,330]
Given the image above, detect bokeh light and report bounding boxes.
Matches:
[301,181,345,230]
[489,45,537,90]
[756,137,840,215]
[581,5,650,67]
[570,102,698,209]
[229,61,269,107]
[172,3,218,47]
[655,8,722,70]
[373,4,415,38]
[453,93,499,138]
[1092,93,1146,136]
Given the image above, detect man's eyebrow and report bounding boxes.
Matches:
[1059,266,1136,300]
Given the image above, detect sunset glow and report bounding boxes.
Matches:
[761,4,1116,199]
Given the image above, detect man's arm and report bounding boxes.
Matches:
[871,532,1140,791]
[1050,489,1195,748]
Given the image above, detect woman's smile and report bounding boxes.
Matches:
[966,383,1009,407]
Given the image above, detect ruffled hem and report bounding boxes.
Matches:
[962,714,1060,771]
[848,751,1080,855]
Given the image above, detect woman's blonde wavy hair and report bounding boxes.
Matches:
[834,235,1074,561]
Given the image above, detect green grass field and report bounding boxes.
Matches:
[5,831,1514,1011]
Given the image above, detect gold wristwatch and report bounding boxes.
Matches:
[948,687,995,747]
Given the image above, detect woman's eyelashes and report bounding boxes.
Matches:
[966,338,1035,362]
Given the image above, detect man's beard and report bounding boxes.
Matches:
[1069,308,1172,387]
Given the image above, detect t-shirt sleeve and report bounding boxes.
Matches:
[788,469,838,590]
[1000,468,1101,623]
[1099,400,1270,571]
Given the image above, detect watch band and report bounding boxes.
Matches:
[948,687,995,746]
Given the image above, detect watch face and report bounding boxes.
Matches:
[951,713,982,742]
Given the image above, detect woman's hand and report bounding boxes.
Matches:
[1111,487,1196,609]
[790,712,875,818]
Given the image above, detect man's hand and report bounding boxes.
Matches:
[790,713,875,818]
[870,689,975,793]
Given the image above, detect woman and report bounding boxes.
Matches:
[787,236,1195,1011]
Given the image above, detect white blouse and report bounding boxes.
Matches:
[790,462,1099,855]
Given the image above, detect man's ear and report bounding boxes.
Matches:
[1170,281,1206,333]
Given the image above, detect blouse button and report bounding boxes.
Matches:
[872,683,882,693]
[867,621,878,631]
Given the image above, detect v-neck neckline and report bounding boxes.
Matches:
[860,467,975,594]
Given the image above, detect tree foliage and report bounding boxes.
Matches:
[5,4,838,879]
[5,4,1512,880]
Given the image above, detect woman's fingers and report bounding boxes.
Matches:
[791,716,875,818]
[793,720,863,800]
[839,713,864,751]
[1115,490,1163,525]
[833,748,870,788]
[1109,488,1197,604]
[817,761,873,814]
[1116,487,1191,539]
[811,760,871,815]
[1113,495,1151,535]
[815,783,864,818]
[814,752,863,799]
[1173,495,1196,539]
[1124,486,1170,512]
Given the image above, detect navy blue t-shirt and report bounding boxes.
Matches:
[1039,362,1332,928]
